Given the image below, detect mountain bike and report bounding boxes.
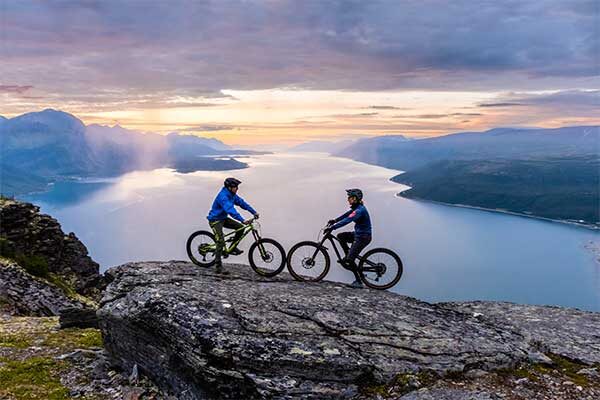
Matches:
[286,223,403,289]
[186,218,286,277]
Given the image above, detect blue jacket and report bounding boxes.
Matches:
[331,203,372,236]
[207,187,257,223]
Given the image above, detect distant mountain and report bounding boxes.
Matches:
[0,110,252,195]
[167,133,230,151]
[1,109,102,177]
[171,157,248,173]
[0,164,50,195]
[289,139,358,154]
[336,126,600,226]
[166,132,222,159]
[336,127,598,170]
[394,156,599,225]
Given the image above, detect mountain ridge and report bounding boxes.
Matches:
[0,110,254,195]
[335,126,600,226]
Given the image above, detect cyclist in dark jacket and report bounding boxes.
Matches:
[207,177,259,274]
[326,188,372,288]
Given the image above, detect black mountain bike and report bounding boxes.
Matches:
[286,223,403,289]
[186,218,286,277]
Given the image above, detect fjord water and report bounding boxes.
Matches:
[24,153,599,311]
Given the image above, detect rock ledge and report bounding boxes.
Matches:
[98,261,600,399]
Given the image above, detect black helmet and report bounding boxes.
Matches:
[346,188,363,201]
[224,177,242,188]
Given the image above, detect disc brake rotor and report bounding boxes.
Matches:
[301,257,315,270]
[262,251,274,263]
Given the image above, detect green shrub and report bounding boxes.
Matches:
[0,238,50,278]
[0,238,16,259]
[15,254,49,278]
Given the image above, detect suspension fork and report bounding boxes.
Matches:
[252,228,267,258]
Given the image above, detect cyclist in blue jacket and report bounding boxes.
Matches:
[325,188,372,288]
[207,177,259,273]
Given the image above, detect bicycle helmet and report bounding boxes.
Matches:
[224,177,242,188]
[346,188,363,201]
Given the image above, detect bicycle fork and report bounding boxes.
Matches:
[252,229,268,259]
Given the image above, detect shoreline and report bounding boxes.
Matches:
[395,190,599,231]
[330,154,599,231]
[11,160,251,199]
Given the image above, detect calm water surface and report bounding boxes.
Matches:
[24,153,600,311]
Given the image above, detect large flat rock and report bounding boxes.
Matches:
[441,301,600,365]
[97,261,554,399]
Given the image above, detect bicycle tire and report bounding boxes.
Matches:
[358,247,403,290]
[186,230,217,267]
[248,238,286,277]
[286,241,330,282]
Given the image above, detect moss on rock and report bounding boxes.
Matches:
[43,328,103,350]
[0,356,70,400]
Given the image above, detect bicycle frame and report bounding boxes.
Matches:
[314,231,381,273]
[208,220,267,258]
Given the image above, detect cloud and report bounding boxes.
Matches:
[306,112,380,120]
[181,125,235,132]
[0,85,33,94]
[479,102,525,108]
[394,112,483,119]
[472,89,600,127]
[365,105,410,110]
[2,0,597,109]
[484,90,599,109]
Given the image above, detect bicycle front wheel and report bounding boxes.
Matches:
[248,238,286,277]
[358,248,403,290]
[286,241,330,282]
[186,230,217,267]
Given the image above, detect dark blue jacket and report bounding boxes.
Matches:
[207,187,257,223]
[331,203,372,236]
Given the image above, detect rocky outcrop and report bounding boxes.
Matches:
[0,313,168,399]
[441,301,600,366]
[59,306,101,329]
[0,198,105,299]
[0,259,88,316]
[97,261,600,399]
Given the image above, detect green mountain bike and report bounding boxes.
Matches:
[286,222,403,289]
[186,218,286,277]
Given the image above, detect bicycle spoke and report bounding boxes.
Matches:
[187,231,217,267]
[251,242,282,273]
[288,242,328,282]
[360,249,402,289]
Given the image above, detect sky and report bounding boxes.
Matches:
[1,0,599,146]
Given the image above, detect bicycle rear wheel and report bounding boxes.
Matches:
[358,248,403,290]
[286,241,330,282]
[186,230,217,267]
[248,238,286,277]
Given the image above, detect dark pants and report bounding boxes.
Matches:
[210,218,244,265]
[337,231,372,281]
